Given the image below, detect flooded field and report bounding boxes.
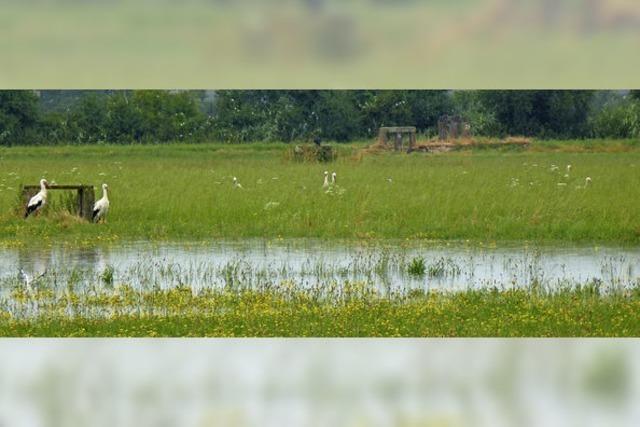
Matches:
[2,240,640,295]
[2,241,640,334]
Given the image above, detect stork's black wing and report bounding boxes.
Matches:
[24,200,42,218]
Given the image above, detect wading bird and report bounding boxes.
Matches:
[585,177,592,186]
[92,183,110,223]
[323,171,329,189]
[567,164,572,173]
[18,268,47,292]
[233,177,243,189]
[331,172,337,185]
[24,179,48,218]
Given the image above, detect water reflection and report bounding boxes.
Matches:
[1,241,640,293]
[14,245,102,278]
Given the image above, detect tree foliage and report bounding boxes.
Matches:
[472,90,594,138]
[212,90,452,142]
[589,97,640,139]
[0,90,40,146]
[1,90,639,145]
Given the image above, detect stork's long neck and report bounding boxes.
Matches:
[40,182,47,196]
[102,187,109,200]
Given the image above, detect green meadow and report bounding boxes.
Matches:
[1,141,640,245]
[3,140,640,336]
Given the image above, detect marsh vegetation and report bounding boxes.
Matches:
[2,241,640,336]
[3,142,640,336]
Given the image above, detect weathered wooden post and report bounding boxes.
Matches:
[409,130,416,150]
[377,127,388,145]
[77,185,95,220]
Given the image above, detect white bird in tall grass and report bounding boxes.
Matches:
[24,179,48,218]
[322,171,329,189]
[585,177,592,186]
[233,177,243,189]
[17,268,29,287]
[18,268,47,292]
[566,164,572,173]
[92,183,110,223]
[324,171,346,196]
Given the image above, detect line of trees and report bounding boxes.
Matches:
[1,90,639,146]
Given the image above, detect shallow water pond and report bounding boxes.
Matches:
[1,240,639,294]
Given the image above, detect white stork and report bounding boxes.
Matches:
[331,172,337,185]
[233,177,243,189]
[585,177,592,186]
[322,171,329,189]
[24,179,48,218]
[92,183,110,223]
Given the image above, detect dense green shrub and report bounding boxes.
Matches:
[589,98,640,139]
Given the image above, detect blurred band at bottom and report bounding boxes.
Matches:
[0,339,637,427]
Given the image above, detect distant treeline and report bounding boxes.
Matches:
[1,90,639,145]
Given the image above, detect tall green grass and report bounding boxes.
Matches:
[1,142,640,244]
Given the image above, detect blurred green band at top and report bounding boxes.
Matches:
[1,0,640,89]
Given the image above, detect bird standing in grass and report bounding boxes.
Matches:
[24,179,48,218]
[331,172,337,185]
[92,183,110,223]
[18,268,30,287]
[323,171,329,189]
[233,177,243,189]
[585,177,592,186]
